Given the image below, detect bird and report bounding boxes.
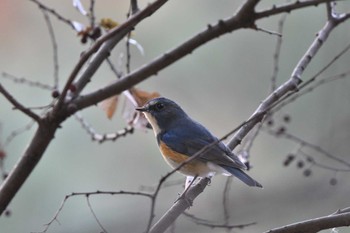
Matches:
[136,97,262,188]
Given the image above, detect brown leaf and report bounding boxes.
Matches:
[122,88,160,130]
[130,88,160,106]
[100,95,119,119]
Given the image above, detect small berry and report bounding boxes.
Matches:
[276,126,286,135]
[51,90,60,98]
[0,150,6,159]
[69,84,77,93]
[303,169,312,177]
[283,115,291,123]
[90,27,102,40]
[330,178,337,186]
[4,209,11,217]
[283,154,295,166]
[306,156,314,163]
[287,153,295,160]
[81,36,88,44]
[266,119,274,127]
[297,161,304,168]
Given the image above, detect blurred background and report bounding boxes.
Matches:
[1,0,350,232]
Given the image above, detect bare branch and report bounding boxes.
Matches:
[4,121,36,147]
[37,190,152,233]
[227,2,349,151]
[86,196,109,233]
[73,0,263,110]
[222,177,232,228]
[149,178,211,233]
[89,0,96,28]
[272,70,350,112]
[130,0,140,15]
[183,212,256,230]
[29,0,75,30]
[265,209,350,233]
[255,0,343,19]
[264,127,350,169]
[72,0,343,112]
[74,112,134,143]
[55,0,170,113]
[0,83,41,122]
[41,10,60,89]
[1,72,53,90]
[271,14,287,92]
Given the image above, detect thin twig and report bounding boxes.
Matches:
[271,14,287,92]
[89,0,96,28]
[37,190,152,233]
[255,26,282,37]
[264,127,350,169]
[126,33,132,74]
[41,10,59,89]
[265,208,350,233]
[223,177,232,231]
[228,3,349,150]
[106,58,123,78]
[73,0,345,112]
[74,112,134,143]
[130,0,140,15]
[4,121,36,147]
[183,212,256,230]
[272,70,350,112]
[86,196,109,233]
[255,0,344,19]
[298,150,350,172]
[1,72,53,90]
[0,83,41,122]
[29,0,75,30]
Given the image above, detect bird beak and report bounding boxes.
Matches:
[136,106,148,112]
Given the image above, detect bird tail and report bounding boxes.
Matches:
[221,166,263,188]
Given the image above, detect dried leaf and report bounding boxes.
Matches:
[72,21,85,33]
[73,0,87,15]
[131,88,160,106]
[100,18,119,30]
[121,88,160,130]
[127,38,145,55]
[100,95,119,119]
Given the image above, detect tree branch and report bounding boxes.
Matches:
[227,2,349,150]
[148,2,350,232]
[0,83,41,123]
[265,209,350,233]
[72,0,343,112]
[0,0,170,215]
[149,178,211,233]
[0,120,59,215]
[54,0,170,113]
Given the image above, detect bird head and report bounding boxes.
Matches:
[136,97,187,134]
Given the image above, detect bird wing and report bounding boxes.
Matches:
[160,120,247,170]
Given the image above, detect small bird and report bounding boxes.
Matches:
[136,97,262,188]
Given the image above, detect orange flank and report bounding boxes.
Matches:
[159,142,212,177]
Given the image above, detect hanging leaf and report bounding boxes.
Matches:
[100,18,119,30]
[73,0,87,15]
[99,95,119,120]
[122,88,160,130]
[127,38,145,55]
[131,88,160,106]
[72,21,85,33]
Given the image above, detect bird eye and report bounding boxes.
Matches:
[155,102,164,111]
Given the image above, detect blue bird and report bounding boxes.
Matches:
[136,97,262,188]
